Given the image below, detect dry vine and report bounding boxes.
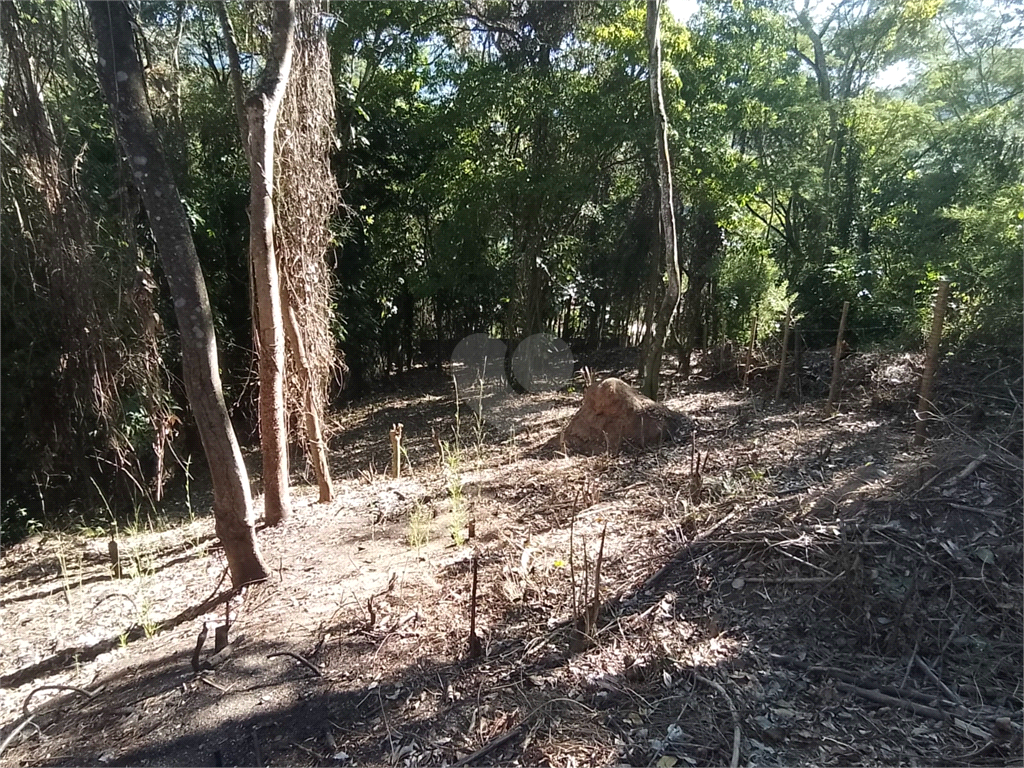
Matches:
[274,0,341,500]
[1,3,170,513]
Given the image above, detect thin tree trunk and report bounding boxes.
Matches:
[284,305,333,502]
[216,1,259,363]
[245,0,296,526]
[638,227,661,380]
[216,2,249,151]
[640,0,681,401]
[87,0,267,587]
[219,1,334,506]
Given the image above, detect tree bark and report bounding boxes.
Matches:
[640,0,681,400]
[244,0,296,526]
[87,0,268,587]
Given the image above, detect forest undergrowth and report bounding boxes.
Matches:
[1,349,1021,767]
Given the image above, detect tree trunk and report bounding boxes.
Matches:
[640,0,681,401]
[216,2,249,152]
[216,2,260,360]
[220,1,334,506]
[679,199,723,377]
[637,226,661,380]
[87,0,267,587]
[244,0,296,526]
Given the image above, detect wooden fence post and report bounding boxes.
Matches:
[914,280,951,446]
[826,301,851,413]
[775,307,791,400]
[390,423,403,478]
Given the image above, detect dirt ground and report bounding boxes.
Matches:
[2,347,1022,767]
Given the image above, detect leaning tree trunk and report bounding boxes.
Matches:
[87,0,268,587]
[639,0,681,401]
[245,0,296,526]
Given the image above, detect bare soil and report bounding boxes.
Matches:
[2,348,1021,767]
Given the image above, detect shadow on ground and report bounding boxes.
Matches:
[3,351,1021,767]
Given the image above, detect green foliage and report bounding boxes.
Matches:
[714,216,787,341]
[407,503,431,549]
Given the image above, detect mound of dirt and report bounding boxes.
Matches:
[553,377,693,455]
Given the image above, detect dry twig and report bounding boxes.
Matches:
[268,651,323,677]
[0,715,36,759]
[22,683,97,717]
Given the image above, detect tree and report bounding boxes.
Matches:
[87,0,268,587]
[243,0,296,526]
[219,1,336,506]
[639,0,681,400]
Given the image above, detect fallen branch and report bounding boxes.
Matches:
[914,655,964,707]
[641,510,738,593]
[1,683,99,758]
[834,680,949,721]
[22,684,97,717]
[738,575,841,585]
[197,675,231,692]
[201,644,234,670]
[267,651,322,677]
[693,673,741,768]
[0,715,36,759]
[950,453,987,484]
[451,723,523,767]
[767,653,967,715]
[449,696,596,767]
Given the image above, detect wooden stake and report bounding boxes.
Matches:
[826,301,850,413]
[109,538,122,580]
[914,280,951,446]
[743,314,758,388]
[389,423,403,478]
[191,622,209,672]
[467,552,482,659]
[775,307,791,400]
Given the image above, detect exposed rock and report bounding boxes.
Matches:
[553,377,693,455]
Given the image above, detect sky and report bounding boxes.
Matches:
[666,0,700,22]
[664,0,915,89]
